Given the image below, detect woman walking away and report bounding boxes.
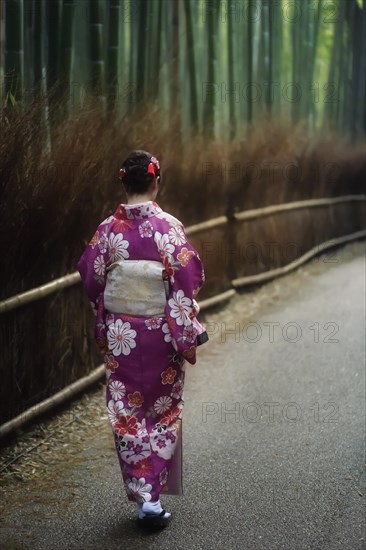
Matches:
[77,150,208,528]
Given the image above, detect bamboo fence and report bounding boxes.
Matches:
[0,195,365,314]
[0,194,365,438]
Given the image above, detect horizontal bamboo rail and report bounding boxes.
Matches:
[185,215,227,235]
[1,194,365,315]
[233,195,366,222]
[199,288,236,309]
[232,229,366,287]
[0,272,81,314]
[0,365,105,439]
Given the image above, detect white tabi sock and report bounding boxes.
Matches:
[138,499,166,519]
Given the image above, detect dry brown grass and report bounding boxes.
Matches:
[0,96,365,428]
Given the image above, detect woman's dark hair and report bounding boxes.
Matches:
[120,150,160,195]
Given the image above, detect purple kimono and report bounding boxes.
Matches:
[77,200,205,503]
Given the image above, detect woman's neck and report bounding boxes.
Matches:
[126,194,155,205]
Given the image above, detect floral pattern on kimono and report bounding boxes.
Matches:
[77,201,205,364]
[77,200,205,502]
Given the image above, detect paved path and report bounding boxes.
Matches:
[0,243,365,549]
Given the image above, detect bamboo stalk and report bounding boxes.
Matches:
[23,0,34,103]
[203,0,218,138]
[4,0,24,102]
[183,0,198,135]
[136,0,147,103]
[170,0,181,142]
[261,0,271,115]
[32,0,42,95]
[106,0,120,113]
[153,0,163,103]
[0,0,5,102]
[59,0,74,113]
[348,0,366,140]
[46,0,60,93]
[290,0,300,123]
[232,229,366,288]
[246,0,253,124]
[41,0,52,155]
[89,0,105,102]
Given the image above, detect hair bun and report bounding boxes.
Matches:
[120,150,159,195]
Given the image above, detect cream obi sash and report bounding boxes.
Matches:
[104,259,168,316]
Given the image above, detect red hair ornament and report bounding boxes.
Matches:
[118,156,160,181]
[147,162,156,176]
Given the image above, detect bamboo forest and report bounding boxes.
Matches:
[1,0,366,140]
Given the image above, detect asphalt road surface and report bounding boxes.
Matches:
[0,243,365,550]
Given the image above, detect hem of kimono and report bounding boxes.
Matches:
[160,419,184,497]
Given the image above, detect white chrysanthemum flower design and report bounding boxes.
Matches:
[145,317,162,330]
[138,220,154,238]
[108,232,130,261]
[159,467,168,485]
[154,396,173,415]
[126,477,152,503]
[108,380,126,400]
[107,319,137,356]
[94,255,106,276]
[98,231,108,253]
[162,323,172,342]
[168,290,192,326]
[168,225,186,246]
[107,399,126,425]
[154,231,175,258]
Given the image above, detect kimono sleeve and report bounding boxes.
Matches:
[161,222,205,365]
[76,226,110,316]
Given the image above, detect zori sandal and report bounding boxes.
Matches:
[137,509,172,528]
